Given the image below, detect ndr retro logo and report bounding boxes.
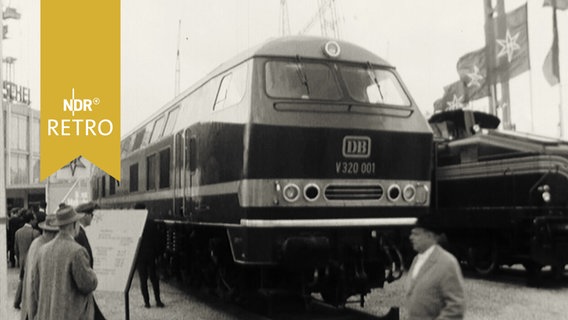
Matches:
[47,88,113,136]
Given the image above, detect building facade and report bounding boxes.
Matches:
[3,98,43,211]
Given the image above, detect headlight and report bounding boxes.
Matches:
[402,185,416,202]
[304,183,320,202]
[387,184,401,202]
[283,184,301,202]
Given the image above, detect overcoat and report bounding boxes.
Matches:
[406,245,465,320]
[32,232,98,320]
[20,235,51,320]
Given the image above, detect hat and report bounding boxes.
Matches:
[75,202,98,214]
[415,214,444,234]
[52,205,84,226]
[38,214,59,232]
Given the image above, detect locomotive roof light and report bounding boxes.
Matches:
[323,41,341,58]
[387,184,401,202]
[283,183,301,202]
[304,183,320,202]
[402,184,416,202]
[472,124,481,133]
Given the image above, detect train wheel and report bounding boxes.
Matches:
[467,245,498,276]
[320,286,347,307]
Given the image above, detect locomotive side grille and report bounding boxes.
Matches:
[325,185,383,200]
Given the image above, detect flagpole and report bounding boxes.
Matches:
[0,0,9,317]
[553,5,564,138]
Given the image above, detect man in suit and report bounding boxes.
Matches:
[31,205,98,320]
[405,215,465,320]
[75,201,106,319]
[13,210,41,309]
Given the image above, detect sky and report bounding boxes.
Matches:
[6,0,568,138]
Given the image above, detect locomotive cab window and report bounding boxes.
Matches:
[340,66,410,106]
[265,60,341,100]
[150,116,166,143]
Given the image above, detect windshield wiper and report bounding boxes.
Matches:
[295,55,310,96]
[366,61,384,101]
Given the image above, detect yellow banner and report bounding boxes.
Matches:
[40,0,120,181]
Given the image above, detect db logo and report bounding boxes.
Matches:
[342,136,371,158]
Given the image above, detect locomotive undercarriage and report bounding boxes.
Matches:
[439,208,568,279]
[158,222,406,307]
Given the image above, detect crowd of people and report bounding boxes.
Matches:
[8,200,463,320]
[7,201,164,320]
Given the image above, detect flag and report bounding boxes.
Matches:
[491,4,530,81]
[544,0,568,10]
[456,47,491,101]
[543,4,560,85]
[433,81,467,112]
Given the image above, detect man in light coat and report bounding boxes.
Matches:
[20,214,58,320]
[405,215,465,320]
[31,205,98,320]
[13,210,41,309]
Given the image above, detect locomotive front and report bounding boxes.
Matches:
[227,37,433,305]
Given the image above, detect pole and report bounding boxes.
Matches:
[496,0,512,130]
[174,20,181,97]
[483,0,497,115]
[0,0,9,316]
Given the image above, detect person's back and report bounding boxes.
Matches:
[35,232,97,320]
[32,206,98,320]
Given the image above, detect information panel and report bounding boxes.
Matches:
[87,209,148,292]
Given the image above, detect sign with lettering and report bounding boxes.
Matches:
[87,209,148,292]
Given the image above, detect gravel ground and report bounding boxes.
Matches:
[356,265,568,320]
[5,265,568,319]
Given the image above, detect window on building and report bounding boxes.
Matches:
[32,157,40,183]
[147,154,156,190]
[130,163,139,192]
[159,148,170,189]
[31,118,39,153]
[10,154,28,184]
[10,114,28,151]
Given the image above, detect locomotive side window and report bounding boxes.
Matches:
[213,63,248,111]
[265,60,341,100]
[101,176,106,197]
[163,106,179,136]
[109,176,116,195]
[340,66,410,106]
[131,130,145,151]
[149,116,166,143]
[147,154,157,190]
[159,148,170,189]
[130,163,139,192]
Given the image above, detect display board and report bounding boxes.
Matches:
[86,209,148,292]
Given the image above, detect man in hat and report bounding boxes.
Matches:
[405,215,465,320]
[31,205,98,320]
[20,214,58,320]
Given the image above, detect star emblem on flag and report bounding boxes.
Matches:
[496,29,520,63]
[466,65,484,88]
[446,94,464,110]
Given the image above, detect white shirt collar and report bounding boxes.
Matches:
[411,244,436,278]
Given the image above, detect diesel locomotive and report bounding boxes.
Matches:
[429,109,568,277]
[91,36,433,306]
